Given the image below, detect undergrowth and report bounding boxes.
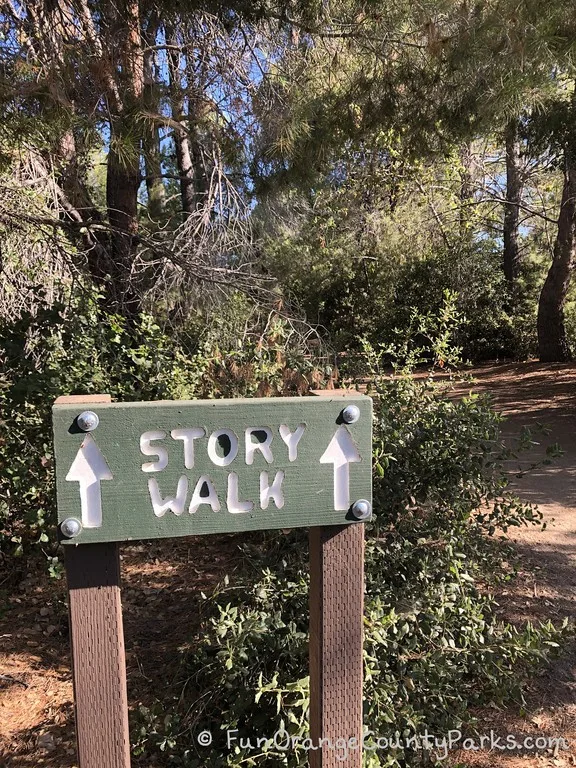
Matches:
[132,332,572,767]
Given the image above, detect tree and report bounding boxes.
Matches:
[536,90,576,362]
[0,0,280,319]
[143,9,167,224]
[503,118,523,288]
[253,0,576,360]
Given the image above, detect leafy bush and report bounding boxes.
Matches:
[264,213,539,362]
[384,243,536,362]
[0,288,328,566]
[133,367,571,767]
[3,286,570,768]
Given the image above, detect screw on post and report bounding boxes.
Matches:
[341,404,361,424]
[76,411,99,432]
[61,518,83,538]
[351,499,371,521]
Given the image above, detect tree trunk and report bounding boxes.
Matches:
[106,136,141,315]
[458,142,473,240]
[184,48,209,213]
[503,118,522,287]
[105,0,144,318]
[166,22,196,217]
[56,130,113,285]
[536,151,576,362]
[143,14,165,223]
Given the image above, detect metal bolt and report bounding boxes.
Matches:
[351,499,371,521]
[341,404,361,424]
[61,517,82,538]
[76,410,99,432]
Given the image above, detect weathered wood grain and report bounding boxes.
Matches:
[66,542,131,768]
[309,524,365,767]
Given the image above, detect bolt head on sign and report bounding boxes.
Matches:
[52,396,372,544]
[351,499,371,521]
[60,517,83,538]
[341,404,361,424]
[76,410,100,432]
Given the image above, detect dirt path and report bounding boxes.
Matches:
[0,538,243,767]
[451,362,576,767]
[462,363,576,624]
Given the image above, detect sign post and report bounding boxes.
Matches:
[53,393,372,767]
[308,391,366,767]
[309,524,364,767]
[57,394,131,768]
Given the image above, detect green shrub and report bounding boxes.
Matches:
[132,369,571,767]
[0,292,198,566]
[384,243,537,362]
[264,219,539,363]
[0,288,328,566]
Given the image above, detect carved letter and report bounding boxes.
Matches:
[279,424,306,461]
[189,475,221,514]
[260,471,285,509]
[227,472,253,514]
[207,429,239,467]
[171,427,205,469]
[148,476,188,517]
[141,430,168,473]
[245,427,274,465]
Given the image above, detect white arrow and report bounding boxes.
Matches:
[320,426,361,510]
[65,434,113,528]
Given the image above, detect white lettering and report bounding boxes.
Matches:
[207,429,238,467]
[448,730,462,749]
[279,423,306,461]
[260,471,285,509]
[148,476,188,517]
[535,737,548,750]
[301,738,317,751]
[227,473,253,514]
[274,729,290,751]
[435,738,449,760]
[240,737,254,749]
[363,732,377,751]
[245,427,274,465]
[189,475,221,514]
[171,427,205,469]
[140,430,168,473]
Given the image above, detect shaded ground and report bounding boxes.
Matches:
[455,362,576,626]
[0,537,244,767]
[1,361,575,767]
[450,362,576,767]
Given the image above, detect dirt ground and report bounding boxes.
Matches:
[449,362,576,768]
[1,361,575,767]
[0,537,244,767]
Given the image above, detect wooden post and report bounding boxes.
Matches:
[58,395,131,768]
[309,388,365,766]
[309,524,365,767]
[53,390,369,768]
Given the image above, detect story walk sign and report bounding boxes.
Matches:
[53,396,373,543]
[53,392,373,768]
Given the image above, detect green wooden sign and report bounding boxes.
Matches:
[52,396,372,544]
